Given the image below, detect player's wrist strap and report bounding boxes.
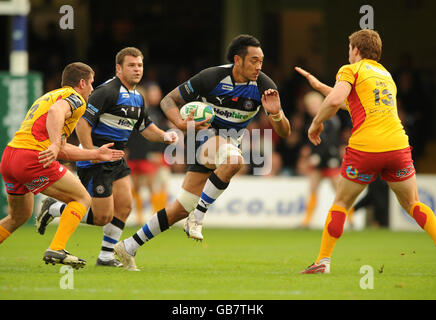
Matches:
[270,110,283,122]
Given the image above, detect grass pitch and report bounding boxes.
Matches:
[0,225,435,300]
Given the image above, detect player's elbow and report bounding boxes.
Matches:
[323,99,342,115]
[57,146,71,161]
[47,105,63,119]
[328,96,344,110]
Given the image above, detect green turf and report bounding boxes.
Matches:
[0,225,435,300]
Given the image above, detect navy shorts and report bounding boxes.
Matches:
[77,158,131,198]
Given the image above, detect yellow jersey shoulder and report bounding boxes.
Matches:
[336,60,365,84]
[50,86,86,111]
[7,86,87,151]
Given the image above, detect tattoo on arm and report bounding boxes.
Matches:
[161,88,185,113]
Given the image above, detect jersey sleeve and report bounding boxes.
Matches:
[257,72,278,115]
[136,106,154,132]
[257,71,278,93]
[336,64,356,85]
[177,67,219,102]
[64,93,85,114]
[82,86,114,127]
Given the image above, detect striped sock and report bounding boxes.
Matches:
[99,217,125,261]
[193,172,229,224]
[124,208,169,255]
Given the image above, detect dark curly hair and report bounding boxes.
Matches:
[226,34,261,63]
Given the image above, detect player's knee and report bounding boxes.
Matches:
[93,213,113,226]
[327,211,346,238]
[75,193,92,209]
[215,144,242,169]
[91,205,114,226]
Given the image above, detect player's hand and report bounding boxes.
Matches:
[182,109,210,131]
[261,89,281,115]
[95,143,125,162]
[38,143,61,168]
[295,67,323,91]
[163,131,179,144]
[308,121,324,146]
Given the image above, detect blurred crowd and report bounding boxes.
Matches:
[27,23,434,179]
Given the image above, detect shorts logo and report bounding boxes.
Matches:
[346,166,374,183]
[25,176,49,192]
[5,182,15,192]
[95,185,105,194]
[346,166,359,179]
[397,162,415,178]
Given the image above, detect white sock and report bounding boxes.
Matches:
[99,217,125,261]
[49,201,91,224]
[193,172,229,224]
[48,201,65,218]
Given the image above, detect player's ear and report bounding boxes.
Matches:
[353,46,360,56]
[234,55,242,66]
[78,78,86,89]
[115,63,122,74]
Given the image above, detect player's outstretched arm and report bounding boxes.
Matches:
[262,89,291,138]
[140,123,178,144]
[295,67,333,97]
[42,142,125,163]
[295,67,348,110]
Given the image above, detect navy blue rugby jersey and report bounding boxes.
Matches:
[77,76,152,168]
[178,64,277,132]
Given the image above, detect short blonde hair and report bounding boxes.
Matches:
[349,29,382,62]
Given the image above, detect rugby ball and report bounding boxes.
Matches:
[180,101,215,124]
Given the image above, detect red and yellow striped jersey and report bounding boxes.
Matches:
[336,59,409,152]
[8,86,86,151]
